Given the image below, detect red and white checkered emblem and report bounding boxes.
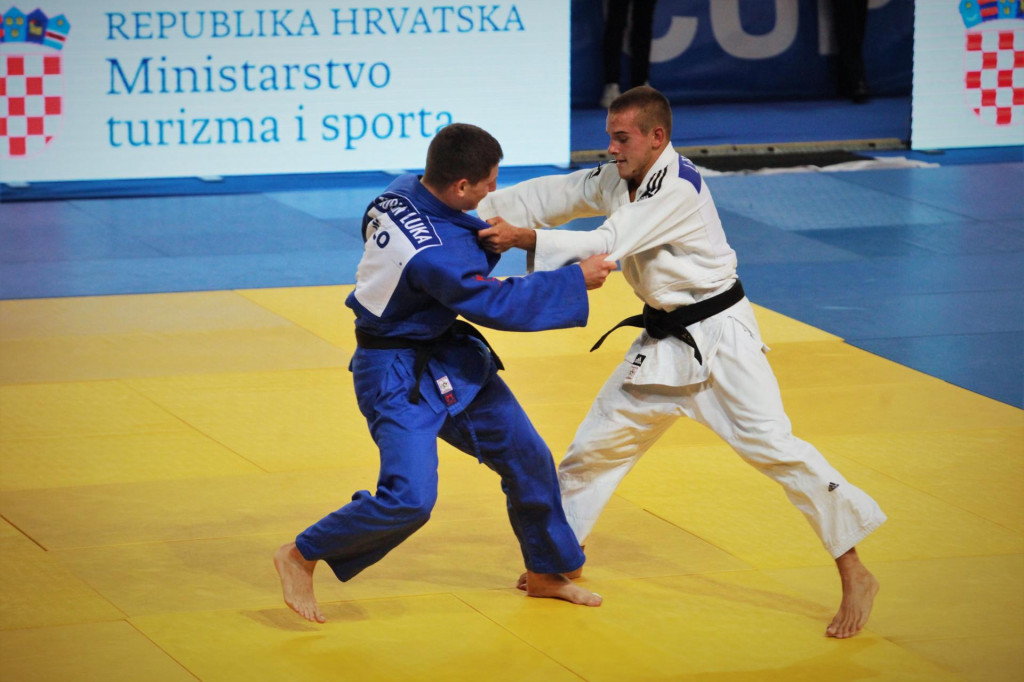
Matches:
[964,26,1024,126]
[1,53,65,158]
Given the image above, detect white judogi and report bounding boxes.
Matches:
[478,146,886,559]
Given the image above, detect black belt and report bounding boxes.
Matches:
[355,320,504,404]
[590,279,745,365]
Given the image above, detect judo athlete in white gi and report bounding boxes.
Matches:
[274,123,615,622]
[476,87,887,639]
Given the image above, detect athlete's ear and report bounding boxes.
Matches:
[453,178,469,196]
[651,126,666,148]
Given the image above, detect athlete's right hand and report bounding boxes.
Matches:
[578,254,618,290]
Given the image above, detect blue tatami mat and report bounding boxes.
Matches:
[836,164,1024,221]
[710,172,971,230]
[856,332,1022,408]
[800,221,1024,257]
[707,163,1023,407]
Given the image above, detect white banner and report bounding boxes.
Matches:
[911,1,1024,149]
[0,1,569,182]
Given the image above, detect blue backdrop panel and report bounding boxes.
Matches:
[571,0,913,107]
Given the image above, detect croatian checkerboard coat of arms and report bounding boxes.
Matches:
[1,6,70,158]
[959,0,1024,126]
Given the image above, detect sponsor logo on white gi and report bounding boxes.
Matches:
[638,166,667,201]
[626,354,645,381]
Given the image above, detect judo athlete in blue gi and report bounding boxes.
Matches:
[274,123,617,622]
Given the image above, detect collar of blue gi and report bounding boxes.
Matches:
[388,174,491,234]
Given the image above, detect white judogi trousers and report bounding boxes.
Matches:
[558,307,886,560]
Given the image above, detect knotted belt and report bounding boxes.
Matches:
[589,279,745,365]
[355,320,504,404]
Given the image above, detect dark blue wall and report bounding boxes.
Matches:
[571,0,913,107]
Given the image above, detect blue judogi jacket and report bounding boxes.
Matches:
[345,173,589,416]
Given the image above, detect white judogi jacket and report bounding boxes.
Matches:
[478,146,759,388]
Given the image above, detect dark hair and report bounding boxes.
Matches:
[422,123,503,187]
[609,86,673,140]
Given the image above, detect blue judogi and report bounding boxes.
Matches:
[295,174,589,581]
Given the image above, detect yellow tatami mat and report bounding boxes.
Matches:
[1,277,1021,681]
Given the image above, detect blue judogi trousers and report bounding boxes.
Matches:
[295,363,586,582]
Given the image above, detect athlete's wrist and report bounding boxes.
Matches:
[515,227,537,252]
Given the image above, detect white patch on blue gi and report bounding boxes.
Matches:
[353,193,442,317]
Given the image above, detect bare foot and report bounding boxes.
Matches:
[517,546,585,590]
[274,542,325,623]
[525,571,602,606]
[516,564,583,591]
[827,548,878,638]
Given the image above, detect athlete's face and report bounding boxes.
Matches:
[606,108,662,191]
[457,164,499,211]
